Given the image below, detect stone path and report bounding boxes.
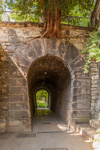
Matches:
[0,109,93,150]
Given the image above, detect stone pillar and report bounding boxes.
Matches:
[95,62,100,119]
[90,62,99,119]
[7,57,31,132]
[0,44,9,132]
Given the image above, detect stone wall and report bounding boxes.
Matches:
[90,62,100,119]
[0,22,98,132]
[8,57,31,132]
[0,44,9,132]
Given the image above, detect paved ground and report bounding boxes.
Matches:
[0,109,93,150]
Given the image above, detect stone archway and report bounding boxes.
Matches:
[27,55,71,125]
[0,36,91,132]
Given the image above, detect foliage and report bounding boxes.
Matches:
[92,129,100,150]
[4,0,95,26]
[36,89,48,108]
[82,27,100,73]
[0,0,6,21]
[62,2,95,26]
[0,0,5,14]
[0,15,2,21]
[10,12,40,22]
[36,100,48,108]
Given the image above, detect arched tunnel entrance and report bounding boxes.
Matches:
[27,55,71,128]
[35,89,49,108]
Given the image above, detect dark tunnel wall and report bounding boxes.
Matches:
[27,55,71,123]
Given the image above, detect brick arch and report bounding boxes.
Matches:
[6,38,80,78]
[1,37,91,132]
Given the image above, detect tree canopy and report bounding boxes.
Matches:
[0,1,99,71]
[1,0,95,37]
[5,0,94,23]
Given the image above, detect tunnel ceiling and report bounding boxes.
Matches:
[27,55,70,90]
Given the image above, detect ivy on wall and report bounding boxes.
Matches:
[82,27,100,73]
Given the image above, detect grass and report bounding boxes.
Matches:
[37,100,48,108]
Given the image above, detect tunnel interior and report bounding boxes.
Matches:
[27,55,71,124]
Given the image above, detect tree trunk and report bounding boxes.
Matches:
[40,0,61,38]
[90,0,100,27]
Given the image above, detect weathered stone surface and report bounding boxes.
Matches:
[57,41,66,57]
[73,87,90,95]
[31,39,42,56]
[0,44,9,132]
[8,111,29,118]
[9,65,22,78]
[0,22,98,132]
[72,102,90,110]
[9,78,26,86]
[73,79,90,87]
[44,38,58,55]
[9,95,28,102]
[71,110,90,118]
[9,103,28,111]
[9,86,27,95]
[64,42,79,64]
[72,95,91,102]
[70,56,85,70]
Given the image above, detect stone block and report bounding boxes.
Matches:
[73,87,90,95]
[91,75,98,80]
[0,123,6,132]
[9,86,27,95]
[72,94,90,102]
[73,79,90,87]
[25,43,37,59]
[64,42,79,64]
[9,103,28,111]
[31,39,42,56]
[44,38,58,55]
[71,110,90,118]
[9,65,22,78]
[90,63,98,68]
[90,120,100,129]
[70,56,85,70]
[72,102,90,110]
[0,109,7,118]
[74,71,89,79]
[9,78,26,86]
[8,119,23,127]
[8,110,29,118]
[9,95,28,102]
[76,118,90,124]
[58,41,66,57]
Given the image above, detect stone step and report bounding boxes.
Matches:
[90,119,100,129]
[75,124,97,141]
[95,112,100,120]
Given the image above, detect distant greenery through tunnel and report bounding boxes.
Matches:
[36,89,49,108]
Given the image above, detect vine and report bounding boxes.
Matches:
[82,27,100,73]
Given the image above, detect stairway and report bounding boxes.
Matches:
[72,119,100,150]
[75,120,100,141]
